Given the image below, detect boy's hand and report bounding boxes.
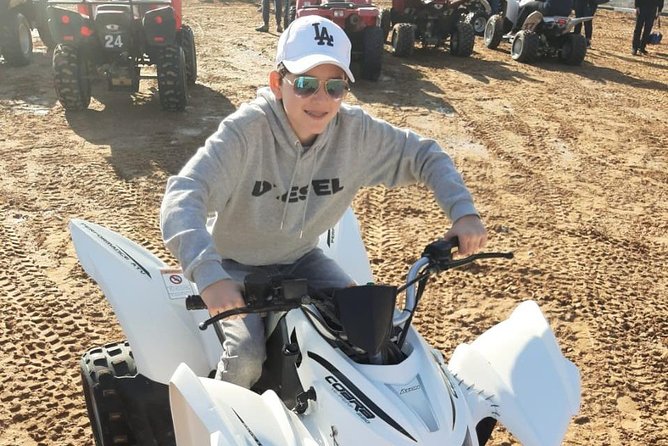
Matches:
[444,214,488,256]
[201,279,245,318]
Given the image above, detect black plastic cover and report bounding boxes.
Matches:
[333,285,397,356]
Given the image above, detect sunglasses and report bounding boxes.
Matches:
[284,76,350,100]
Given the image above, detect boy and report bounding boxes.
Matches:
[160,16,487,389]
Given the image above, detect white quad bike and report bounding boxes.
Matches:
[483,0,592,64]
[70,208,581,446]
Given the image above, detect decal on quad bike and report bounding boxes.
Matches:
[80,222,151,278]
[232,409,263,445]
[160,269,195,300]
[312,23,335,46]
[104,34,124,48]
[251,178,344,203]
[308,352,417,441]
[325,375,376,421]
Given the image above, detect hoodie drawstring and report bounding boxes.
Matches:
[299,148,319,239]
[280,146,302,231]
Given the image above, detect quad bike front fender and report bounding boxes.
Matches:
[69,219,221,385]
[448,300,581,446]
[169,363,320,446]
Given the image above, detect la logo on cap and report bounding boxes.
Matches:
[312,23,334,47]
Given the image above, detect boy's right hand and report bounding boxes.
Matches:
[200,279,245,318]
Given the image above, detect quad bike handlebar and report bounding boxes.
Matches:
[189,237,512,332]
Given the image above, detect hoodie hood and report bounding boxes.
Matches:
[254,87,338,154]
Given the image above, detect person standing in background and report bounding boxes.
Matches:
[256,0,289,32]
[574,0,599,48]
[632,0,664,55]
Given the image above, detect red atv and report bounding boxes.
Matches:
[295,0,384,81]
[382,0,476,58]
[46,0,197,111]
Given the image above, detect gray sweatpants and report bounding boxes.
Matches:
[214,248,353,388]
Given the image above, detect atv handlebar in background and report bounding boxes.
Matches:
[189,238,513,331]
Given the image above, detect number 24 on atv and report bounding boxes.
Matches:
[46,0,197,112]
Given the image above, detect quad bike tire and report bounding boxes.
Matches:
[179,24,197,85]
[380,8,391,43]
[465,10,488,37]
[511,29,539,63]
[559,33,587,65]
[80,341,137,446]
[450,21,475,57]
[483,14,503,49]
[53,44,92,111]
[0,11,33,66]
[361,25,383,81]
[157,45,188,111]
[390,23,414,57]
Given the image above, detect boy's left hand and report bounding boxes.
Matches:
[444,215,487,256]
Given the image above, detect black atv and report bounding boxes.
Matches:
[1,0,54,66]
[47,0,197,111]
[382,0,476,58]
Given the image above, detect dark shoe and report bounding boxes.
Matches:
[277,24,283,32]
[632,48,638,55]
[256,24,269,32]
[639,48,648,55]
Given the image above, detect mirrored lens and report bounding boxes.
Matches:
[292,76,320,97]
[325,79,349,99]
[289,76,349,100]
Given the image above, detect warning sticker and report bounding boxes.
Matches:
[160,268,196,300]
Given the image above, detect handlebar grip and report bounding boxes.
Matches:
[185,295,207,311]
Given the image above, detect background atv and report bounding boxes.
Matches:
[382,0,477,58]
[460,0,493,36]
[484,0,591,65]
[47,0,197,111]
[295,0,384,81]
[1,0,55,66]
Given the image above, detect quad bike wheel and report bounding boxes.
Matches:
[511,29,539,63]
[0,11,33,66]
[157,45,188,111]
[380,8,391,43]
[179,24,197,85]
[483,14,503,49]
[390,23,414,57]
[53,44,92,111]
[450,21,476,57]
[464,11,488,37]
[80,341,137,446]
[559,33,587,65]
[361,25,384,81]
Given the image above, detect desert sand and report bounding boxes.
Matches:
[0,1,666,444]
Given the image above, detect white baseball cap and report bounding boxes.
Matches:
[276,16,355,82]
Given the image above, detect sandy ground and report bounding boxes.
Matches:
[0,1,666,445]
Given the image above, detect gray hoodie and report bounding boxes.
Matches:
[160,88,479,292]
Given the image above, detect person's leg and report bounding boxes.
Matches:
[585,3,597,42]
[215,314,266,387]
[286,248,355,290]
[632,8,645,53]
[275,0,283,31]
[573,0,585,34]
[256,0,270,31]
[213,260,272,387]
[639,6,658,52]
[283,0,290,28]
